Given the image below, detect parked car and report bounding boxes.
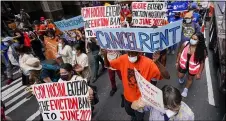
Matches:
[209,1,225,94]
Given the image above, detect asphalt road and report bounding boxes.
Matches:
[1,23,225,120]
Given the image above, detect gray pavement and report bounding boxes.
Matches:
[1,23,225,120]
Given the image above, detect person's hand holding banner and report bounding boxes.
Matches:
[152,51,161,62]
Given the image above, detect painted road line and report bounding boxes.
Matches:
[5,98,29,115]
[13,70,21,75]
[2,81,23,98]
[26,110,40,121]
[1,77,22,90]
[205,57,215,106]
[2,86,26,101]
[5,91,28,107]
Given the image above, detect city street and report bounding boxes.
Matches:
[1,23,225,121]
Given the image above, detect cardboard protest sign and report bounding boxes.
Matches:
[134,68,165,113]
[32,80,91,121]
[54,16,84,42]
[132,2,167,27]
[95,19,182,53]
[54,15,84,31]
[81,5,121,38]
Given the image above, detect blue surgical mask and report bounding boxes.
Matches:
[190,39,198,45]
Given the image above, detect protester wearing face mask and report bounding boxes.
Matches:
[131,85,194,121]
[74,46,91,84]
[181,12,200,43]
[176,32,207,97]
[102,50,170,121]
[58,38,73,65]
[58,63,98,117]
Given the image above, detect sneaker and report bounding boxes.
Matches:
[171,50,175,54]
[181,88,188,97]
[110,88,117,96]
[178,78,184,84]
[6,79,13,85]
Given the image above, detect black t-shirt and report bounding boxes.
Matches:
[89,41,100,52]
[31,39,43,52]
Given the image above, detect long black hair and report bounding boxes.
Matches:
[194,32,207,64]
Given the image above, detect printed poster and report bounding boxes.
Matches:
[132,2,167,27]
[81,5,121,37]
[94,20,182,53]
[32,80,91,121]
[134,68,165,113]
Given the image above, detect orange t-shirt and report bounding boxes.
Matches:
[110,54,161,102]
[44,37,58,60]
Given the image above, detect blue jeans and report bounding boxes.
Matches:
[92,51,104,79]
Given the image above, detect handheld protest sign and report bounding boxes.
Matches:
[94,20,183,53]
[54,15,84,31]
[32,80,91,121]
[134,68,165,113]
[81,5,121,38]
[131,2,168,27]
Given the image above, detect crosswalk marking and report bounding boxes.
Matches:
[2,81,23,98]
[1,77,22,90]
[5,98,29,115]
[5,91,28,107]
[26,110,40,121]
[2,85,26,101]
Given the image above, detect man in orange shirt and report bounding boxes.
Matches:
[102,50,170,121]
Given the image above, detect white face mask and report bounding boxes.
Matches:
[185,18,192,24]
[165,109,177,118]
[190,39,198,45]
[128,56,137,63]
[58,43,62,47]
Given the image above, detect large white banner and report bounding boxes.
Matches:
[132,2,167,27]
[81,5,121,37]
[95,20,182,53]
[32,80,91,121]
[134,68,165,113]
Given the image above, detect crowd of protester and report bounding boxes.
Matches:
[1,1,210,121]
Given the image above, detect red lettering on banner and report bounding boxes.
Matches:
[132,3,147,10]
[138,18,165,26]
[82,6,105,18]
[60,110,80,120]
[80,110,92,121]
[46,83,67,98]
[49,98,79,110]
[90,18,109,28]
[34,85,46,99]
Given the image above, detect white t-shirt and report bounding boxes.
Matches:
[75,53,89,68]
[60,45,73,65]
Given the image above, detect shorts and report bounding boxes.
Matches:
[178,65,196,76]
